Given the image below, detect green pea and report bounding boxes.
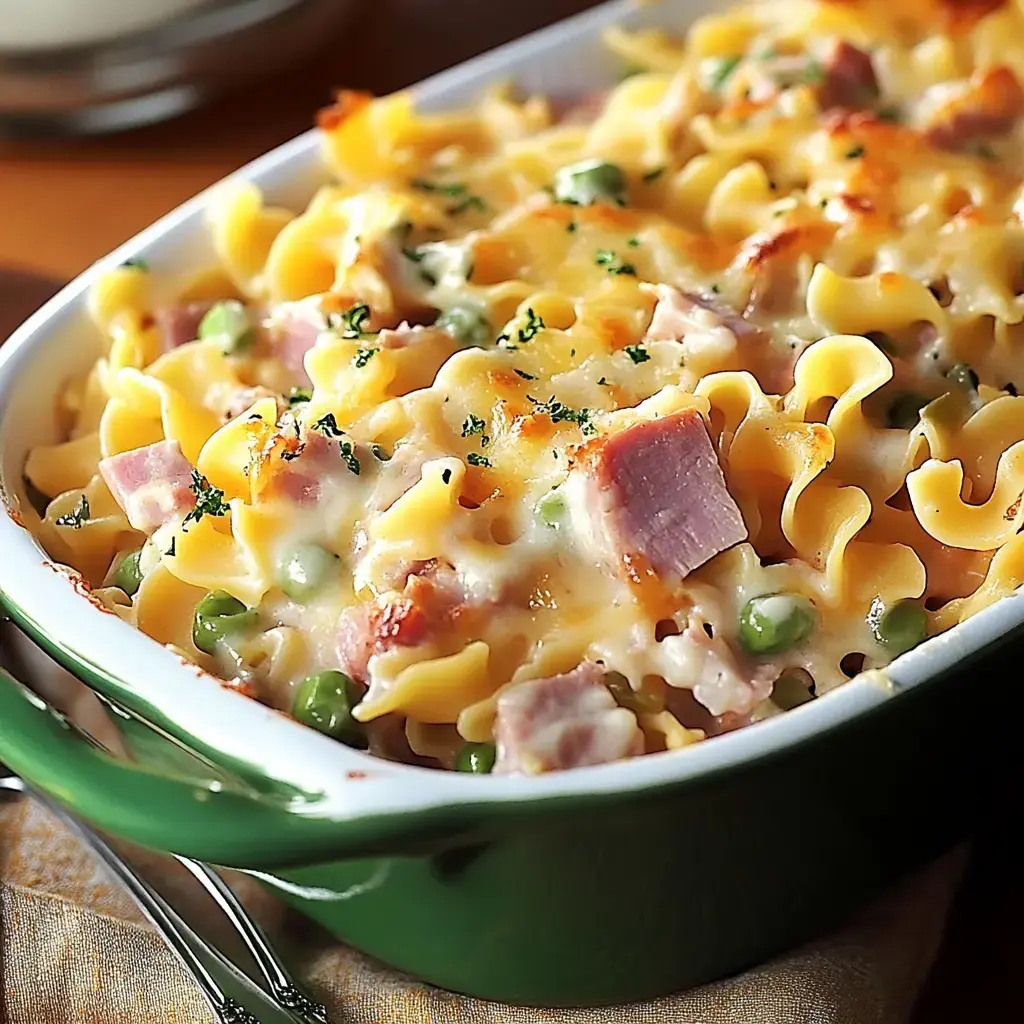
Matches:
[198,300,253,354]
[113,548,143,597]
[435,304,492,346]
[454,742,496,774]
[885,392,927,429]
[278,541,338,600]
[868,597,928,655]
[292,670,362,744]
[739,593,816,656]
[553,159,627,207]
[193,590,259,655]
[535,487,567,529]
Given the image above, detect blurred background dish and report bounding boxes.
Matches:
[0,0,354,137]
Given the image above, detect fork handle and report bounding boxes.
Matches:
[24,784,295,1024]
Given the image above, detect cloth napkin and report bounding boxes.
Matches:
[0,792,965,1024]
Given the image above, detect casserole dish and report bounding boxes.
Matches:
[1,0,1022,1005]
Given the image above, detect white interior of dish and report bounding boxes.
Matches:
[2,0,1021,821]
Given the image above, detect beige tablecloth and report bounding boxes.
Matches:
[0,790,964,1024]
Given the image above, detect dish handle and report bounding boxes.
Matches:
[0,667,489,868]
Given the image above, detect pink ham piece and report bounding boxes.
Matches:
[494,662,643,774]
[580,409,746,585]
[155,302,213,351]
[268,302,324,385]
[99,440,195,534]
[817,41,878,111]
[335,563,468,681]
[644,284,765,346]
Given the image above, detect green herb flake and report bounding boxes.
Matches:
[312,413,345,438]
[462,414,487,438]
[518,308,546,343]
[595,250,637,276]
[166,537,176,557]
[338,440,361,476]
[845,144,866,160]
[708,55,742,91]
[624,343,651,364]
[411,178,467,197]
[353,348,378,368]
[329,303,372,339]
[567,222,578,233]
[55,495,90,529]
[514,368,537,380]
[628,237,640,248]
[183,472,229,531]
[598,376,610,386]
[527,395,597,436]
[802,59,824,85]
[642,166,666,183]
[120,257,149,271]
[447,195,487,216]
[466,452,491,468]
[287,386,313,406]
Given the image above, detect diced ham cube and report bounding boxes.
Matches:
[817,42,878,111]
[253,428,352,507]
[494,662,643,774]
[99,440,195,534]
[335,562,468,681]
[925,65,1024,151]
[644,285,765,345]
[579,410,746,586]
[155,302,213,351]
[268,301,324,385]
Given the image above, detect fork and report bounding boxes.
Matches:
[0,768,328,1024]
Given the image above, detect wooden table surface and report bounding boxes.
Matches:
[0,2,1015,1020]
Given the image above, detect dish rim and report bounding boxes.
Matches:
[1,0,1020,823]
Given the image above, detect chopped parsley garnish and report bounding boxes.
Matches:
[802,59,824,85]
[466,452,491,467]
[287,386,313,406]
[120,257,149,271]
[329,303,372,338]
[969,141,997,160]
[595,250,637,276]
[1005,382,1019,397]
[627,237,640,248]
[710,283,721,294]
[567,221,577,233]
[353,348,378,368]
[183,471,229,530]
[642,166,666,183]
[371,443,390,461]
[442,467,453,484]
[624,343,650,364]
[462,414,487,438]
[517,308,545,343]
[312,413,345,438]
[311,414,361,473]
[527,395,597,436]
[166,537,176,557]
[447,195,487,216]
[514,368,537,380]
[338,440,361,475]
[708,55,741,91]
[598,376,610,386]
[411,178,467,196]
[55,495,90,529]
[280,445,305,462]
[845,144,866,160]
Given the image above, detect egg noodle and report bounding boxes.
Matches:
[23,0,1024,772]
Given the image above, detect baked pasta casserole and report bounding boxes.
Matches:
[22,0,1024,773]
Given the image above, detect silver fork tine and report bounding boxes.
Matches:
[175,857,328,1024]
[0,772,301,1024]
